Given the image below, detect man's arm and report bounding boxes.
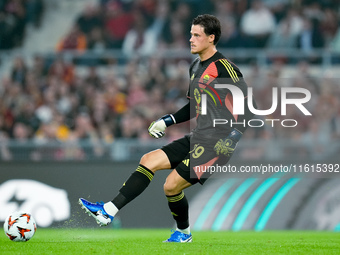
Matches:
[148,101,194,139]
[172,101,194,124]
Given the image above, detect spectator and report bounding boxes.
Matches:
[240,0,276,48]
[11,56,27,85]
[104,0,134,48]
[48,58,75,84]
[122,10,163,58]
[73,112,104,158]
[0,0,43,49]
[31,55,48,78]
[4,0,26,47]
[119,109,145,138]
[296,17,324,54]
[15,100,40,133]
[267,20,296,49]
[267,9,304,50]
[34,89,55,124]
[319,8,338,46]
[25,0,44,28]
[10,122,33,160]
[87,27,109,52]
[76,4,102,35]
[144,57,166,91]
[161,17,187,49]
[56,24,87,52]
[214,0,236,23]
[160,2,190,49]
[213,1,246,49]
[218,17,246,48]
[0,11,15,49]
[85,66,102,88]
[126,74,148,107]
[302,1,324,22]
[104,80,128,115]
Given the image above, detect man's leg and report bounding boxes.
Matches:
[79,149,171,225]
[108,149,171,212]
[163,169,193,242]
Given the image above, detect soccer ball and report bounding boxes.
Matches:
[3,212,37,242]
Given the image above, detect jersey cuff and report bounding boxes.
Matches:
[169,114,176,124]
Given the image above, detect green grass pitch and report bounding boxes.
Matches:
[1,229,340,255]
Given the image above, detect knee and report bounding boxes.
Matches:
[140,151,161,173]
[140,152,152,166]
[139,149,171,173]
[164,178,181,196]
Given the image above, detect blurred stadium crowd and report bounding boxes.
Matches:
[0,0,340,160]
[55,0,340,53]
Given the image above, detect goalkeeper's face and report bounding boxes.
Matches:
[189,25,215,55]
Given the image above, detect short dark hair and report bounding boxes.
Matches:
[192,14,221,45]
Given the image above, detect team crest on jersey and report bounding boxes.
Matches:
[203,74,210,84]
[191,74,195,81]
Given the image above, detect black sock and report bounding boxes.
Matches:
[112,164,154,209]
[166,191,189,230]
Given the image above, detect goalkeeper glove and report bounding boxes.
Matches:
[214,129,242,157]
[148,114,176,139]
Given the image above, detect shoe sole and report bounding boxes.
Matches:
[78,198,108,227]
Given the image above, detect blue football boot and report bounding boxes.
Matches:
[78,198,113,226]
[163,230,193,243]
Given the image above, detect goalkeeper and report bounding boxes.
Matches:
[79,14,255,243]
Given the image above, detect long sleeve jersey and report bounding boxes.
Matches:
[174,51,255,139]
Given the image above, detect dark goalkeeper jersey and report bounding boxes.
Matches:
[187,51,254,139]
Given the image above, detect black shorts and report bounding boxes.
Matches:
[161,134,231,185]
